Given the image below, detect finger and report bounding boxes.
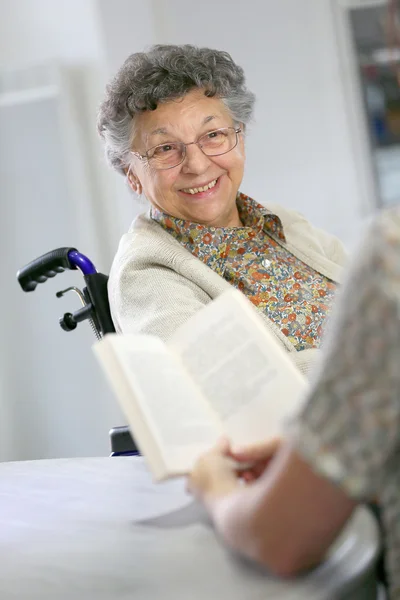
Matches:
[230,438,280,461]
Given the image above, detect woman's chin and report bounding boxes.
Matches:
[184,202,236,226]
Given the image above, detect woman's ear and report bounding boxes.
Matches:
[126,166,143,195]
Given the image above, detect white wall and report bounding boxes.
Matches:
[0,0,375,461]
[0,0,102,65]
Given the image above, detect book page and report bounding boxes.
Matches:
[170,291,308,446]
[94,335,222,479]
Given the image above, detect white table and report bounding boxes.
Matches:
[0,456,382,599]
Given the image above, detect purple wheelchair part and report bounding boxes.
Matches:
[68,250,97,276]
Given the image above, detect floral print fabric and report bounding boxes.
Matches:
[152,193,336,351]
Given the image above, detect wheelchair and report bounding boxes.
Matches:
[16,247,138,457]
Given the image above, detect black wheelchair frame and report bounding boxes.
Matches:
[17,247,138,456]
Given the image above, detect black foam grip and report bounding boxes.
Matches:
[17,247,78,292]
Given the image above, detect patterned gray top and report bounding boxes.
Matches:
[291,208,400,599]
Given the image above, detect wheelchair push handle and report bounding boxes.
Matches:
[17,247,97,292]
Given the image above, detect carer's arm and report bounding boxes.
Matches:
[190,441,356,577]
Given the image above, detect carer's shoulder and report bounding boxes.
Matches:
[361,207,400,279]
[377,206,400,242]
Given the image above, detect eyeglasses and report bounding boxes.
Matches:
[131,127,242,170]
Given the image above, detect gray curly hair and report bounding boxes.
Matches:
[97,44,255,175]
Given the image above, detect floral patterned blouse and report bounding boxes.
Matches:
[151,193,337,351]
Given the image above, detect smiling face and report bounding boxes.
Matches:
[127,88,245,227]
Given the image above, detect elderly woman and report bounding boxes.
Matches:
[98,44,346,376]
[187,208,400,598]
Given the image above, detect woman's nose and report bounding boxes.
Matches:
[181,143,212,175]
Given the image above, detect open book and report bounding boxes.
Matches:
[93,290,308,481]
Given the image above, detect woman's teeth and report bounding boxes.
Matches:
[182,179,218,195]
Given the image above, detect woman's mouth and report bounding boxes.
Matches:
[179,176,221,198]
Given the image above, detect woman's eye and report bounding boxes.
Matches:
[151,144,176,158]
[207,130,227,141]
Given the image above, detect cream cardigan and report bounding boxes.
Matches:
[108,203,347,376]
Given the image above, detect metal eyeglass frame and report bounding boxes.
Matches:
[130,127,242,170]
